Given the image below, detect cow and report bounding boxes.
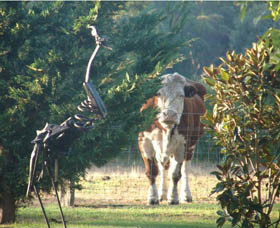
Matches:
[138,72,206,205]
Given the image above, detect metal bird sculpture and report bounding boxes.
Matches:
[26,25,108,228]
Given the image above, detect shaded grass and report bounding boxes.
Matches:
[10,203,233,228]
[5,203,280,228]
[0,202,275,228]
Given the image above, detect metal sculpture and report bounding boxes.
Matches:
[26,26,108,228]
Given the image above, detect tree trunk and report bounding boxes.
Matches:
[60,180,75,207]
[0,191,16,224]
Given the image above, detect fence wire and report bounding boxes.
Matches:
[71,133,221,206]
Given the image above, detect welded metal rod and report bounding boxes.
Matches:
[33,184,51,228]
[46,164,67,228]
[85,44,101,83]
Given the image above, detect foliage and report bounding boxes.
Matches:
[203,37,280,227]
[170,1,238,77]
[266,1,280,22]
[153,2,278,79]
[231,2,280,55]
[0,1,186,221]
[231,2,275,53]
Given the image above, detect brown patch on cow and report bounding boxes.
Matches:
[140,96,158,112]
[184,85,197,97]
[138,132,159,185]
[178,94,206,160]
[171,162,183,185]
[164,160,170,170]
[185,149,194,161]
[185,79,207,100]
[142,156,158,185]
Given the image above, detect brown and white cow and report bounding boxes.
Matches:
[138,72,206,205]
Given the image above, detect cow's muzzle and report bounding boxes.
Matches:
[161,110,178,125]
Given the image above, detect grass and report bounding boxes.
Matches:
[11,203,231,228]
[2,162,279,228]
[4,203,280,228]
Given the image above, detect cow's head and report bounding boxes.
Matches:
[156,73,196,129]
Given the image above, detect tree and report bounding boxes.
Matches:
[158,1,238,78]
[152,2,277,80]
[0,1,187,223]
[230,2,280,53]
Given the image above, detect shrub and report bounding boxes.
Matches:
[203,38,280,228]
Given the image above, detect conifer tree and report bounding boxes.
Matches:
[0,1,186,222]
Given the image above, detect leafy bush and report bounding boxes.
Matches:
[203,38,280,228]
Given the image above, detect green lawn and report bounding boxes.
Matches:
[1,203,233,228]
[3,165,280,228]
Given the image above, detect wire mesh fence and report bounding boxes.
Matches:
[71,131,221,206]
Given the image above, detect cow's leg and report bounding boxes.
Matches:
[180,144,195,202]
[139,136,159,205]
[158,162,168,201]
[167,156,182,205]
[143,157,159,205]
[180,160,192,202]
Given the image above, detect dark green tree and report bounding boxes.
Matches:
[0,1,186,223]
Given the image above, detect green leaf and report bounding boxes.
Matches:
[220,70,230,82]
[242,219,253,228]
[203,66,214,77]
[217,210,225,216]
[243,76,251,84]
[240,2,248,23]
[204,77,215,87]
[125,72,130,82]
[211,171,223,181]
[216,216,226,228]
[214,182,225,193]
[231,213,241,226]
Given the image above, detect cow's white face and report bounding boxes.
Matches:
[156,74,186,129]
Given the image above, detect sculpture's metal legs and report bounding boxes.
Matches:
[33,184,51,228]
[46,163,67,228]
[32,160,67,228]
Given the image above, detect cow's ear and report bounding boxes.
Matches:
[184,85,197,97]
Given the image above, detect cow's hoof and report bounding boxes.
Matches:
[148,199,159,205]
[168,200,179,205]
[159,195,167,202]
[180,196,193,203]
